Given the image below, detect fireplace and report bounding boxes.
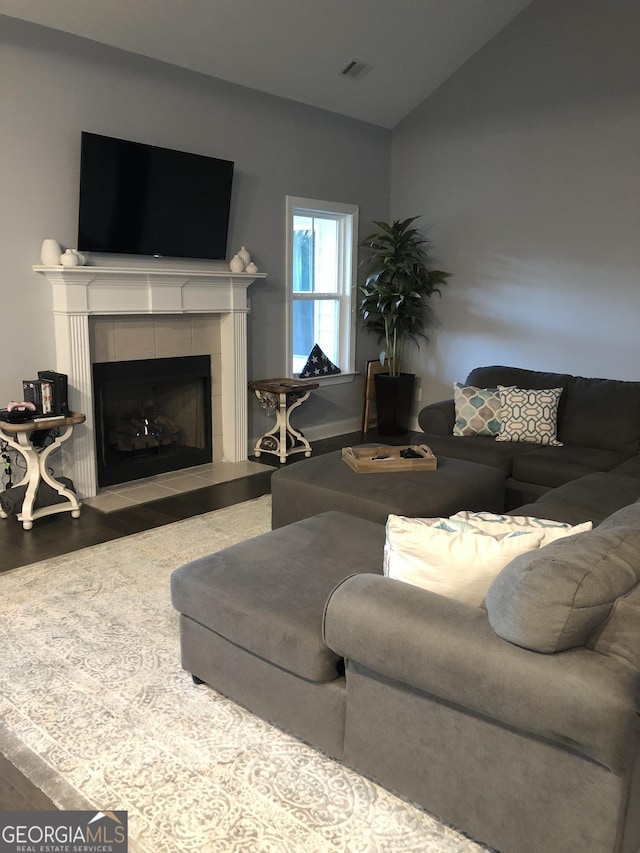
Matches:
[34,261,265,498]
[93,355,212,487]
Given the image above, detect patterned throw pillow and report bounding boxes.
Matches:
[450,511,592,546]
[453,383,502,436]
[496,385,563,445]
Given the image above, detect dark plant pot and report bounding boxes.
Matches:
[374,372,415,436]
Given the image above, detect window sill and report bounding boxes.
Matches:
[295,371,358,387]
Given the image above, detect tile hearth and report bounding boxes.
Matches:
[84,460,271,513]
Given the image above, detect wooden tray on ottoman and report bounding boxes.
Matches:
[342,444,437,473]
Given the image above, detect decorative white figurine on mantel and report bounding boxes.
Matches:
[60,249,80,267]
[40,238,62,265]
[229,246,258,273]
[229,254,245,273]
[40,240,87,266]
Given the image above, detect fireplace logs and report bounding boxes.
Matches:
[112,401,180,453]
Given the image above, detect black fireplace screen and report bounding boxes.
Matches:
[93,355,212,488]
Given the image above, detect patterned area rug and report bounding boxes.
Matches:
[0,496,486,852]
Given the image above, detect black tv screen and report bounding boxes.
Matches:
[78,132,234,261]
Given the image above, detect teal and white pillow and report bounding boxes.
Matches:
[383,514,544,607]
[450,511,592,546]
[453,382,502,437]
[495,385,563,445]
[382,511,593,608]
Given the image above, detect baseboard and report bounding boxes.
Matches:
[248,413,422,456]
[301,416,362,443]
[304,413,421,442]
[248,417,360,456]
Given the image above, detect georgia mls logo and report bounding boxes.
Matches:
[0,810,128,853]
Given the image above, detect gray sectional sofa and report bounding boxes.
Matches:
[270,365,640,528]
[171,366,640,853]
[418,365,640,509]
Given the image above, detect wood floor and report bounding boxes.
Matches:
[0,467,273,573]
[0,428,402,809]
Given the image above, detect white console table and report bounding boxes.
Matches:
[0,412,85,530]
[249,378,319,463]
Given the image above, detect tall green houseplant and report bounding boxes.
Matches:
[358,217,450,377]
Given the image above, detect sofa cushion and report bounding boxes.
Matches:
[496,386,563,446]
[559,376,640,454]
[171,511,386,683]
[611,455,640,480]
[508,500,604,527]
[416,434,533,476]
[384,514,543,607]
[452,383,501,437]
[486,526,640,653]
[516,473,640,526]
[465,365,572,393]
[510,445,630,488]
[597,500,640,531]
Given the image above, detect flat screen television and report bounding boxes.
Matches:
[77,132,234,261]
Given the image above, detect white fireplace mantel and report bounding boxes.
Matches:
[34,263,266,498]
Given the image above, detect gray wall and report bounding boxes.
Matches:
[0,17,388,440]
[392,0,640,407]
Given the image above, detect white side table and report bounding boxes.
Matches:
[0,412,85,530]
[249,379,319,463]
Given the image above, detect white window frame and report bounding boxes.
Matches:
[285,196,359,383]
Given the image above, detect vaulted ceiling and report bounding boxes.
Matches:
[0,0,532,127]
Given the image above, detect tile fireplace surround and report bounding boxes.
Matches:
[34,262,265,499]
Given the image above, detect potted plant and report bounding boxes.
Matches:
[358,217,450,435]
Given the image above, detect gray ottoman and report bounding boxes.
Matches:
[171,510,386,759]
[271,449,505,529]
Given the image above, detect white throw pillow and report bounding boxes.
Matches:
[449,511,593,546]
[383,515,544,607]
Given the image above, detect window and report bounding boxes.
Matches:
[286,196,358,378]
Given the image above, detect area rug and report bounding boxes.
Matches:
[0,496,486,852]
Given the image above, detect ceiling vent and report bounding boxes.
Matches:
[340,60,368,79]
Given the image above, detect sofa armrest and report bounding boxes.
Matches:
[417,398,455,434]
[323,573,639,771]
